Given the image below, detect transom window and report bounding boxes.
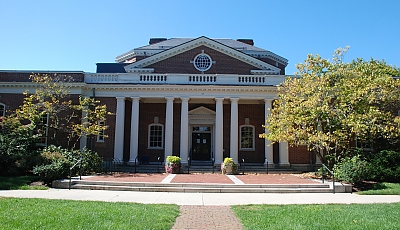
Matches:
[148,124,164,148]
[193,53,213,72]
[192,126,211,132]
[240,125,255,150]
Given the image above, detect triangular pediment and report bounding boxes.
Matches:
[188,106,215,115]
[124,36,281,74]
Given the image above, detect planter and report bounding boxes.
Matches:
[165,163,181,174]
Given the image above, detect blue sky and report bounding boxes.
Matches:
[1,0,399,75]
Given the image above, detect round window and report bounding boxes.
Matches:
[193,53,213,72]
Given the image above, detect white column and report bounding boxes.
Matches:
[279,142,290,166]
[264,99,274,166]
[114,97,125,161]
[180,97,189,164]
[129,97,140,164]
[230,98,239,163]
[215,98,224,164]
[165,97,174,158]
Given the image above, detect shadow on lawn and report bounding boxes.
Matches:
[0,176,47,190]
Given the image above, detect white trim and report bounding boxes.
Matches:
[124,37,281,74]
[148,123,164,149]
[96,120,105,142]
[239,125,255,150]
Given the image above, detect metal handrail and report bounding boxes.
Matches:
[187,157,191,174]
[69,157,83,190]
[265,158,269,174]
[321,164,335,194]
[241,159,245,175]
[134,156,138,173]
[212,158,215,173]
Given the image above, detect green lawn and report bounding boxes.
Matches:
[0,176,48,190]
[357,182,400,195]
[232,203,400,230]
[0,198,179,230]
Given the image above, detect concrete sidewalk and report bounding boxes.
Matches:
[1,189,399,205]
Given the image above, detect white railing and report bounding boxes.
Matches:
[84,73,288,86]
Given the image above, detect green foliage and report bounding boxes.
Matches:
[166,156,181,164]
[233,203,400,230]
[33,145,103,184]
[262,48,400,163]
[0,198,179,230]
[14,73,110,149]
[334,155,369,184]
[367,150,400,182]
[165,156,181,173]
[0,116,38,176]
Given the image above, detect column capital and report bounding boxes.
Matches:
[165,97,175,101]
[116,96,126,101]
[130,96,140,101]
[264,98,274,103]
[230,98,239,103]
[180,97,190,102]
[215,98,224,103]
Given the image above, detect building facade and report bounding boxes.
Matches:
[0,36,318,170]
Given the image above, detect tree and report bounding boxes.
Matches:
[13,73,109,149]
[261,47,400,165]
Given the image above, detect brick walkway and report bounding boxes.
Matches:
[171,206,244,230]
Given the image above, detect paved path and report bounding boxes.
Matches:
[171,206,244,230]
[1,189,399,205]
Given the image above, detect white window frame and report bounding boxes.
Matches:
[148,123,164,149]
[36,109,49,146]
[239,125,255,150]
[97,120,105,142]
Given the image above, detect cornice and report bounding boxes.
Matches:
[124,37,281,73]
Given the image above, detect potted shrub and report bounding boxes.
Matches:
[221,157,237,175]
[165,156,181,174]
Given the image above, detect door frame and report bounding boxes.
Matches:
[189,124,214,161]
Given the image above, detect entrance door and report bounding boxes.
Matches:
[191,133,212,161]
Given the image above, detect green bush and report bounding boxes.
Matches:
[367,150,400,182]
[33,145,103,184]
[333,155,369,184]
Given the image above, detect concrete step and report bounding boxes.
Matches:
[53,179,351,193]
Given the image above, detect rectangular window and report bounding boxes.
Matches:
[149,124,163,148]
[97,120,105,142]
[240,126,254,150]
[36,110,49,146]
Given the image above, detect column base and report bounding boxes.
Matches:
[279,162,291,167]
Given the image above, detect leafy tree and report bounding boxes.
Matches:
[14,73,109,149]
[261,47,400,165]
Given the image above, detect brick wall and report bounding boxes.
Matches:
[148,46,272,75]
[289,145,315,164]
[238,104,265,163]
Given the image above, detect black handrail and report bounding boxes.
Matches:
[157,157,161,173]
[241,158,245,175]
[321,164,335,194]
[212,158,215,173]
[69,157,83,190]
[265,158,269,174]
[187,157,191,174]
[134,156,138,173]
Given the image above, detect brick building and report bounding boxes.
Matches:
[0,36,319,170]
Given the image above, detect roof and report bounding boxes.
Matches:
[115,37,288,65]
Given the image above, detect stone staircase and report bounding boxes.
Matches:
[53,179,351,193]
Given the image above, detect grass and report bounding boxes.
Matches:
[0,198,179,230]
[0,176,48,190]
[357,182,400,195]
[232,203,400,230]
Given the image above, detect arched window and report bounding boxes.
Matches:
[0,103,5,117]
[148,124,164,149]
[240,125,255,150]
